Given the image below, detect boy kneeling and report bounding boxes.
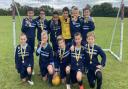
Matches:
[85,32,106,89]
[55,35,71,89]
[36,31,54,85]
[70,32,86,89]
[15,33,34,85]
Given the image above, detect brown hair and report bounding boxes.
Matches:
[39,7,45,12]
[57,35,65,43]
[62,7,69,13]
[83,7,91,13]
[74,32,82,38]
[27,7,34,12]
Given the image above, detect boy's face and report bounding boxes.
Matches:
[58,40,65,49]
[63,11,69,19]
[74,35,82,45]
[72,10,79,18]
[20,35,27,45]
[41,33,48,44]
[87,36,95,45]
[84,10,90,18]
[27,11,34,19]
[40,11,45,19]
[53,14,59,22]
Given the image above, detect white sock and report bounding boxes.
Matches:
[66,84,71,89]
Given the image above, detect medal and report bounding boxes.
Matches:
[88,44,94,64]
[84,17,88,23]
[26,18,32,27]
[20,45,26,63]
[22,60,24,63]
[53,23,58,38]
[75,46,81,66]
[59,48,65,63]
[40,19,44,31]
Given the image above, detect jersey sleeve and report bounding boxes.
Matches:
[98,46,106,67]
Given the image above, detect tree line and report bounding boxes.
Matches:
[0,2,128,17]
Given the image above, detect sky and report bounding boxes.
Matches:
[0,0,128,9]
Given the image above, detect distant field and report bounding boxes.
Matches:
[0,16,128,89]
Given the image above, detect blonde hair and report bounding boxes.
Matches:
[19,33,27,39]
[87,32,95,39]
[41,30,48,38]
[71,6,79,14]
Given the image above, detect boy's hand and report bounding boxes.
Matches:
[53,71,59,78]
[70,45,75,52]
[72,16,77,22]
[40,40,45,47]
[96,65,103,70]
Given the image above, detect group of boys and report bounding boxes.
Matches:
[15,6,106,89]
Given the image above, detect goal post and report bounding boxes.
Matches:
[103,0,124,61]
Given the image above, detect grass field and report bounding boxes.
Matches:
[0,16,128,89]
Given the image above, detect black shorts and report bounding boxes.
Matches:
[60,65,66,79]
[19,66,28,79]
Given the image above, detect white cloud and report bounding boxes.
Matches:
[0,0,128,9]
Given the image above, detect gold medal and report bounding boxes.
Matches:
[29,21,31,27]
[22,61,24,63]
[20,45,26,63]
[59,48,65,62]
[75,46,81,66]
[84,17,89,23]
[88,44,94,64]
[40,19,44,31]
[54,24,58,38]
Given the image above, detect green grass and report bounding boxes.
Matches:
[0,16,128,89]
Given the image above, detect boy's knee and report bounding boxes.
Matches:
[27,67,32,74]
[76,71,82,81]
[47,65,54,74]
[66,66,70,74]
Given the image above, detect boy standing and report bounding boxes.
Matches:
[55,35,71,89]
[59,7,71,45]
[35,8,49,42]
[81,7,95,41]
[49,11,61,53]
[70,7,82,38]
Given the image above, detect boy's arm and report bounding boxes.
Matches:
[49,46,54,67]
[46,20,50,34]
[89,17,95,31]
[54,51,60,70]
[36,43,41,56]
[15,46,21,73]
[67,50,71,66]
[21,18,29,33]
[98,47,107,67]
[58,20,62,36]
[89,21,95,31]
[28,46,33,67]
